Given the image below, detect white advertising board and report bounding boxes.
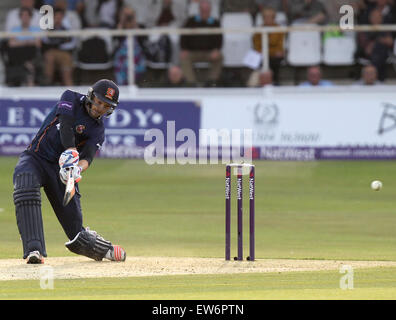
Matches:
[201,90,396,148]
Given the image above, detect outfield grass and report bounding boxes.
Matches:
[1,157,396,299]
[1,268,396,300]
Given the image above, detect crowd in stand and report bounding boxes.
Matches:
[2,0,396,87]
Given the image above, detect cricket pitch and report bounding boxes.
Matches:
[1,257,396,280]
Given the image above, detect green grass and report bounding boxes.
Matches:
[1,157,396,299]
[1,268,396,300]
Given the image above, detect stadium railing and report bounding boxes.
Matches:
[0,24,395,86]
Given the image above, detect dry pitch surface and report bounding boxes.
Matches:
[1,257,396,280]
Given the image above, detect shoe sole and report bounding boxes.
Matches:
[27,255,44,264]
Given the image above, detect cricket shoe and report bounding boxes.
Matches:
[105,245,126,262]
[26,251,44,264]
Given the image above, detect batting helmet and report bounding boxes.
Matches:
[86,79,119,118]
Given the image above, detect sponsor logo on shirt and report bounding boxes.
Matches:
[58,101,73,110]
[76,125,86,134]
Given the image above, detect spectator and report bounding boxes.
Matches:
[288,0,328,25]
[220,0,258,18]
[43,0,86,30]
[5,0,41,31]
[113,6,146,85]
[52,0,82,30]
[247,69,274,87]
[7,7,42,86]
[164,65,189,87]
[299,66,334,87]
[357,8,394,81]
[145,0,188,28]
[252,7,285,85]
[122,0,149,26]
[356,64,382,85]
[188,0,220,19]
[41,8,77,86]
[358,0,396,24]
[180,0,223,87]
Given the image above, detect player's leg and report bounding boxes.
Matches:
[13,151,47,262]
[44,164,126,261]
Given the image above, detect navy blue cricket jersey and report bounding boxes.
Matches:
[27,90,104,164]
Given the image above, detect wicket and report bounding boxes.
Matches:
[225,163,255,261]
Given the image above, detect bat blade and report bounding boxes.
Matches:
[63,169,75,206]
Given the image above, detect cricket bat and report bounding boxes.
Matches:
[63,168,75,206]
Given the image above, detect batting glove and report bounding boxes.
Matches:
[59,165,82,185]
[59,149,79,169]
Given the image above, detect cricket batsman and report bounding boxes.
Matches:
[12,79,126,264]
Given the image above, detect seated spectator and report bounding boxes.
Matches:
[299,66,334,87]
[145,0,188,28]
[7,7,42,86]
[122,0,149,26]
[355,64,382,85]
[188,0,220,19]
[252,7,285,85]
[288,0,328,25]
[41,8,77,86]
[220,0,258,18]
[51,0,82,30]
[358,0,396,24]
[42,0,85,14]
[113,6,146,85]
[180,0,223,87]
[247,69,273,87]
[357,8,394,81]
[165,65,189,87]
[5,0,41,31]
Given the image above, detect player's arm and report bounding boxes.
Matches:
[78,124,104,172]
[59,113,76,150]
[78,139,102,170]
[56,93,83,183]
[56,92,78,150]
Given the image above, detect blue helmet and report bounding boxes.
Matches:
[86,79,119,117]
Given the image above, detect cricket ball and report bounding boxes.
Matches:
[371,180,382,191]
